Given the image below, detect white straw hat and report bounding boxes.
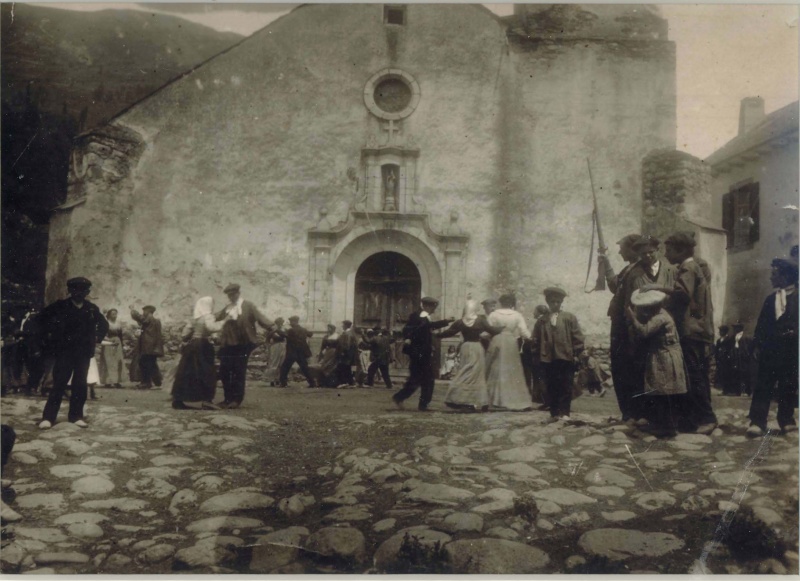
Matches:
[630,289,666,307]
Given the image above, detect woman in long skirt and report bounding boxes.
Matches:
[439,299,503,411]
[485,294,534,411]
[98,308,125,388]
[265,318,286,386]
[171,297,228,410]
[317,324,339,387]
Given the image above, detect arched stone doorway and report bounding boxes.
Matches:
[355,251,421,332]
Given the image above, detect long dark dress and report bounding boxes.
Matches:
[439,317,502,410]
[171,317,222,403]
[265,329,287,385]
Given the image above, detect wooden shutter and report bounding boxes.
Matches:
[722,192,734,249]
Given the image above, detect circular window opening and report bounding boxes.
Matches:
[373,77,412,114]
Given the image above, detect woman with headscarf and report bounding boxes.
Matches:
[265,318,287,386]
[485,294,534,411]
[438,299,503,411]
[171,296,229,410]
[98,308,125,388]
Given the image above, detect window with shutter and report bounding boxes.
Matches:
[725,182,760,251]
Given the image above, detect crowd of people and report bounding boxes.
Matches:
[0,231,797,440]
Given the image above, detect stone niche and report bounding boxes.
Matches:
[359,142,421,214]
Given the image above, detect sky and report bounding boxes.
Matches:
[35,2,799,159]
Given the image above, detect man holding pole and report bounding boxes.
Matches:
[598,235,642,423]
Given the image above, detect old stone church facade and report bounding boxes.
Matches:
[47,4,675,336]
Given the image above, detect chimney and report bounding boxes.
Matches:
[738,97,765,136]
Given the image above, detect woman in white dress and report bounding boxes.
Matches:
[485,294,533,411]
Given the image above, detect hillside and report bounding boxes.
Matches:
[1,4,243,308]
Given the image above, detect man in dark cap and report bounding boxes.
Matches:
[531,287,585,422]
[37,277,108,429]
[620,235,676,425]
[747,257,798,437]
[215,283,274,408]
[598,234,642,423]
[279,316,315,388]
[130,304,164,390]
[728,321,753,397]
[714,324,733,394]
[644,232,717,434]
[366,328,394,389]
[392,297,453,411]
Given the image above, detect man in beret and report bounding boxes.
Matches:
[643,232,717,434]
[393,297,454,411]
[747,257,799,437]
[215,284,274,408]
[38,277,109,429]
[598,234,642,423]
[130,304,164,390]
[279,316,316,388]
[531,287,585,421]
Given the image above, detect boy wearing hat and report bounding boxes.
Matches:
[747,257,799,436]
[393,297,453,411]
[38,277,109,429]
[644,232,717,434]
[215,283,275,408]
[531,287,585,421]
[130,304,164,390]
[279,316,316,388]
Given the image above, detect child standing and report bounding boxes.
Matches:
[531,287,585,422]
[626,289,687,437]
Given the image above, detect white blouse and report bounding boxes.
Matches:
[488,308,531,339]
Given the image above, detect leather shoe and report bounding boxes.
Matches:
[227,401,241,410]
[216,401,230,409]
[201,402,220,411]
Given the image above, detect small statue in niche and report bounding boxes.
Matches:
[383,167,398,212]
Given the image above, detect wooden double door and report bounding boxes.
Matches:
[354,251,420,334]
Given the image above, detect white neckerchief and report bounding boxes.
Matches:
[550,311,560,327]
[648,260,661,278]
[775,286,795,320]
[735,331,743,348]
[226,297,244,321]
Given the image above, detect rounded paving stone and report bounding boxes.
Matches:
[71,476,115,496]
[578,528,684,560]
[445,538,550,573]
[67,523,104,539]
[305,526,366,564]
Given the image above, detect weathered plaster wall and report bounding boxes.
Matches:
[710,140,800,331]
[48,4,677,341]
[501,35,675,338]
[65,4,507,323]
